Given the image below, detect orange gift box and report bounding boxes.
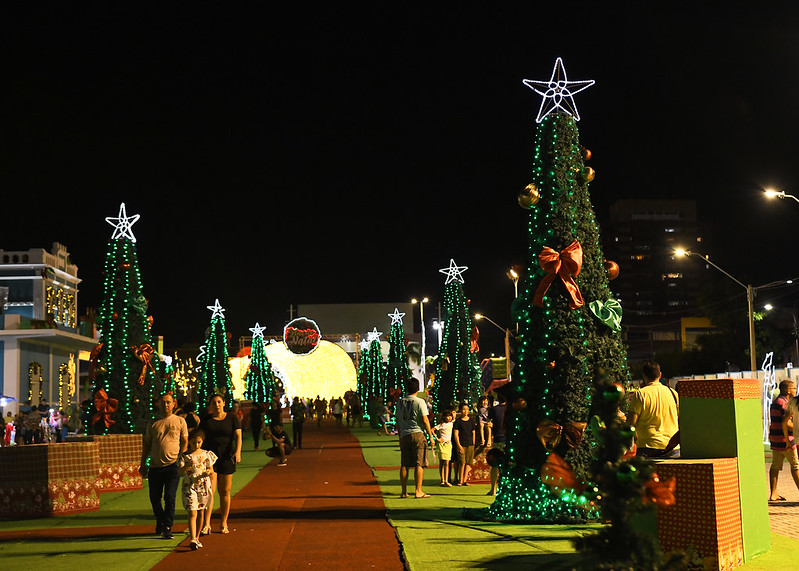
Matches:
[656,458,744,570]
[676,378,760,400]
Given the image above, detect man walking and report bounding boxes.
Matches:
[396,377,435,498]
[770,380,798,501]
[628,362,680,458]
[139,392,188,539]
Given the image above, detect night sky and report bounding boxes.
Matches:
[3,4,799,355]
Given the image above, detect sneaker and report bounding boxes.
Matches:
[162,527,174,539]
[155,521,164,535]
[278,460,287,466]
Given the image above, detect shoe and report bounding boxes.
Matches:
[196,540,203,548]
[200,526,211,536]
[278,460,287,466]
[162,527,174,539]
[190,540,200,550]
[155,521,164,535]
[220,525,230,534]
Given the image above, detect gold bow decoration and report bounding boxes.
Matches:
[533,240,584,309]
[131,343,156,385]
[536,419,588,452]
[540,452,588,495]
[92,388,118,428]
[88,343,104,381]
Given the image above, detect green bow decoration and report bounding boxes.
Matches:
[588,298,622,332]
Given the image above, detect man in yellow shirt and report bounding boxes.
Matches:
[628,361,679,458]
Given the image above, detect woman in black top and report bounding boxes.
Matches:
[199,394,242,535]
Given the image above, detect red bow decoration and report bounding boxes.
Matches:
[88,343,104,381]
[92,388,118,428]
[533,240,584,309]
[132,343,156,385]
[642,472,676,506]
[537,420,588,451]
[541,452,588,494]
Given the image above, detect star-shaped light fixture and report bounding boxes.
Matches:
[439,258,468,284]
[358,339,370,351]
[388,308,406,325]
[523,57,594,123]
[207,299,226,319]
[366,327,383,342]
[105,202,141,242]
[249,322,266,339]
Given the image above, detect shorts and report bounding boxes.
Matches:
[455,444,475,465]
[771,446,799,471]
[436,441,452,461]
[400,432,429,468]
[213,455,237,475]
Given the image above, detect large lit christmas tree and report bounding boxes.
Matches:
[89,203,164,434]
[196,299,234,408]
[386,308,412,396]
[358,327,387,424]
[431,259,481,413]
[486,59,630,522]
[244,322,276,403]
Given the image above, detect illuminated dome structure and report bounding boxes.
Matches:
[263,340,357,400]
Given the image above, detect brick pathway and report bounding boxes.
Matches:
[765,457,799,540]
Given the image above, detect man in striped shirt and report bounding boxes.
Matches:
[769,380,797,501]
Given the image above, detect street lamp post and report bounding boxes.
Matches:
[412,297,429,386]
[474,313,511,374]
[676,249,757,373]
[507,268,520,333]
[764,188,799,204]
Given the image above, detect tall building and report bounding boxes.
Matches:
[602,200,707,362]
[0,243,97,413]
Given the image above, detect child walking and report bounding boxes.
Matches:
[433,410,454,486]
[178,428,217,550]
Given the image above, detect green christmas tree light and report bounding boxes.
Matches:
[484,59,629,523]
[89,203,164,434]
[196,299,234,409]
[244,323,276,404]
[386,308,412,396]
[431,260,481,413]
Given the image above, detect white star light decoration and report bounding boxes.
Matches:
[249,322,266,339]
[207,299,226,319]
[105,202,141,242]
[388,308,406,325]
[439,259,468,284]
[523,57,594,123]
[366,327,383,342]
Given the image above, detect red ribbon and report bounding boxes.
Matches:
[92,388,118,428]
[132,343,156,385]
[533,240,584,309]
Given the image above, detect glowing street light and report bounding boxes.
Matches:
[474,313,512,375]
[506,268,519,299]
[764,188,799,204]
[412,297,429,385]
[675,249,756,373]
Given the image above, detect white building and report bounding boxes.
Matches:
[0,243,97,414]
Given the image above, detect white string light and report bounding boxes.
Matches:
[249,322,266,339]
[207,299,225,319]
[388,308,406,325]
[366,327,383,342]
[105,202,140,242]
[523,57,594,123]
[439,258,468,284]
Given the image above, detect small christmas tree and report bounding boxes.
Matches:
[431,259,481,413]
[386,308,412,396]
[89,203,164,434]
[359,328,387,426]
[196,299,234,408]
[244,323,276,404]
[486,59,629,522]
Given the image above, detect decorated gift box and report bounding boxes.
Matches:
[0,442,101,519]
[94,434,143,492]
[676,378,770,561]
[657,458,743,570]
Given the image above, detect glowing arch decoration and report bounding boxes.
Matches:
[263,340,356,401]
[284,317,322,355]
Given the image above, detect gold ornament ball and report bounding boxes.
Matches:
[603,260,620,280]
[583,167,595,182]
[518,183,540,209]
[581,147,592,161]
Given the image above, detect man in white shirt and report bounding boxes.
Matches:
[395,378,435,498]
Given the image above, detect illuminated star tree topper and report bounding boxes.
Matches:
[439,258,469,284]
[388,308,406,325]
[207,299,226,319]
[105,202,141,242]
[249,322,266,339]
[523,57,595,123]
[366,327,383,342]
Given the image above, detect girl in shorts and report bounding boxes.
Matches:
[433,410,455,486]
[178,428,217,550]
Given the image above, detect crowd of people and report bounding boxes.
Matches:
[0,399,81,446]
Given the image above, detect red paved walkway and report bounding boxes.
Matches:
[153,421,405,570]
